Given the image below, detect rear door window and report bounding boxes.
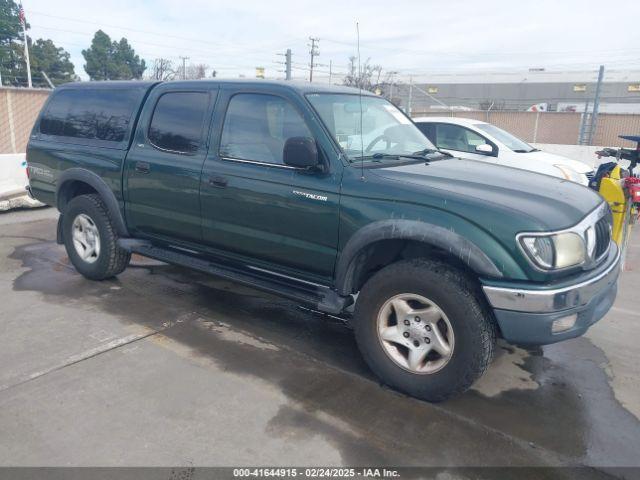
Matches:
[147,92,209,154]
[40,89,140,144]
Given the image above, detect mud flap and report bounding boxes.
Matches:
[56,214,64,245]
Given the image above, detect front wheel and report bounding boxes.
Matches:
[62,194,131,280]
[353,259,496,402]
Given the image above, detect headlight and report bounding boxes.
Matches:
[554,164,587,185]
[520,232,586,270]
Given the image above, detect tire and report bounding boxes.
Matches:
[353,258,496,402]
[62,194,131,280]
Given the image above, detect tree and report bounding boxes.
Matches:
[82,30,146,80]
[0,0,29,85]
[113,38,145,79]
[30,38,76,86]
[185,63,208,80]
[82,30,113,80]
[1,2,76,87]
[343,56,385,93]
[150,58,175,81]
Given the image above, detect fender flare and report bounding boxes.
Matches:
[56,168,129,237]
[334,219,503,295]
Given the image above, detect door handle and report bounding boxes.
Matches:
[135,161,150,174]
[208,176,228,188]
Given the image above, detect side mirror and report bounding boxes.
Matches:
[475,144,495,155]
[283,137,320,169]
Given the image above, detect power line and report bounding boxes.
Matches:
[27,10,298,53]
[22,24,292,68]
[24,23,279,64]
[321,36,640,57]
[25,10,640,63]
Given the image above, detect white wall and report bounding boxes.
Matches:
[0,153,42,211]
[531,144,604,168]
[0,153,27,197]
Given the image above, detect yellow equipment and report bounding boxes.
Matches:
[594,135,640,259]
[598,165,631,247]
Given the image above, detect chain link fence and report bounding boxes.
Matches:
[1,87,640,154]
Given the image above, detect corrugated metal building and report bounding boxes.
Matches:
[388,69,640,113]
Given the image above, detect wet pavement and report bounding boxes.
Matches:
[1,207,639,475]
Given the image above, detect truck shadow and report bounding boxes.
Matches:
[9,239,640,470]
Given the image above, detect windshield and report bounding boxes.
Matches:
[306,93,436,161]
[475,123,535,152]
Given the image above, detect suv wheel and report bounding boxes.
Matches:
[353,258,496,402]
[62,194,131,280]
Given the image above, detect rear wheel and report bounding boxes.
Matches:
[353,258,496,402]
[63,194,130,280]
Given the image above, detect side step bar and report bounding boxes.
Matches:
[119,240,352,315]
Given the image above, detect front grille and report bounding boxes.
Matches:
[594,216,611,259]
[586,171,595,181]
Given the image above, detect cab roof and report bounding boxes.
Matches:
[56,79,376,96]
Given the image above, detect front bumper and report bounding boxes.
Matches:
[482,244,621,345]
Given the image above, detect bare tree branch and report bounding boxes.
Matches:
[150,58,176,80]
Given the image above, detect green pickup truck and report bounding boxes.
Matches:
[26,80,620,401]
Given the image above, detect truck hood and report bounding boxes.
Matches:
[370,158,603,231]
[523,150,594,174]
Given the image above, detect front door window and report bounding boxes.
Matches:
[219,93,313,165]
[436,124,487,153]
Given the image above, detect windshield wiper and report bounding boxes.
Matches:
[412,148,453,159]
[352,153,429,162]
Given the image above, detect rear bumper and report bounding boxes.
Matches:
[482,245,621,345]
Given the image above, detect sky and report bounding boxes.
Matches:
[22,0,640,82]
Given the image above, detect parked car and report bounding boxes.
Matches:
[413,117,594,185]
[26,80,620,402]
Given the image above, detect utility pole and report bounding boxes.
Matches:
[308,37,319,82]
[276,49,293,80]
[328,60,332,85]
[588,65,605,145]
[387,71,398,104]
[179,56,190,80]
[285,49,292,80]
[19,3,31,88]
[407,76,413,116]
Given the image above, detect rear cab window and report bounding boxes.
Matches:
[38,86,149,148]
[147,92,209,154]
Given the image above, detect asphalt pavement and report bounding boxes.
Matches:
[0,207,639,478]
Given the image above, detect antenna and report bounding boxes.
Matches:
[357,22,365,181]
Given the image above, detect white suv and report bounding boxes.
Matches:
[413,117,594,186]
